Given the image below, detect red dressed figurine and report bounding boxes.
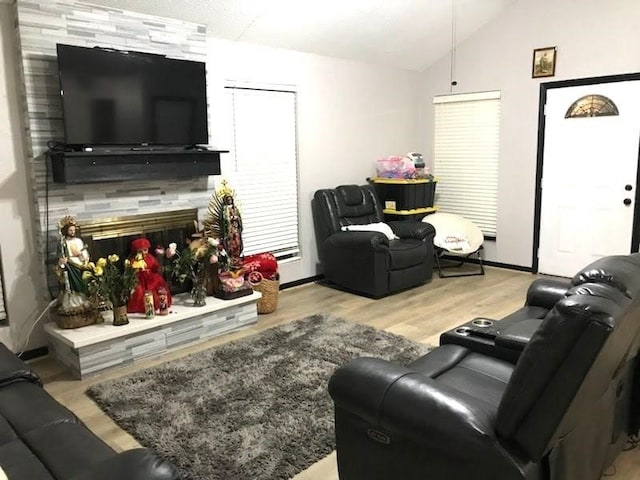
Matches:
[127,238,172,314]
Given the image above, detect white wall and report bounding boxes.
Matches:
[206,39,423,283]
[0,3,47,352]
[418,0,640,268]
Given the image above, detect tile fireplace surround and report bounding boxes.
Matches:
[45,291,260,379]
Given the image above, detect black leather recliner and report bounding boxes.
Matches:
[440,254,640,363]
[313,184,435,297]
[328,253,640,480]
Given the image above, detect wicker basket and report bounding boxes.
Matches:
[55,309,101,329]
[252,277,280,314]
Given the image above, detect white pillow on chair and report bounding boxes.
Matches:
[341,222,399,240]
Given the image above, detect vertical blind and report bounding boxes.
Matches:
[222,86,300,258]
[433,91,501,237]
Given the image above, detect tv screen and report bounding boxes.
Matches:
[56,44,208,147]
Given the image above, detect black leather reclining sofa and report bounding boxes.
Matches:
[329,253,640,480]
[0,343,179,479]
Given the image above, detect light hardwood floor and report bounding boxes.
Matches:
[29,267,640,479]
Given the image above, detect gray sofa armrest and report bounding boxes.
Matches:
[69,449,180,480]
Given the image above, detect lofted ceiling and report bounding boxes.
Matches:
[88,0,518,71]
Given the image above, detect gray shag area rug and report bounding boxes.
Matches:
[86,314,432,480]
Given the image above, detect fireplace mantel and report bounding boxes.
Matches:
[50,149,226,184]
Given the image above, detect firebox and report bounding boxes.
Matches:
[78,209,198,294]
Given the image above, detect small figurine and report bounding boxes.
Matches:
[127,238,172,314]
[157,287,169,315]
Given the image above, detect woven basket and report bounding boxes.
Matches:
[55,309,101,329]
[252,277,280,314]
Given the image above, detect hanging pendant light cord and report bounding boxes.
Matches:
[449,0,457,92]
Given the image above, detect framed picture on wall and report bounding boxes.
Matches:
[532,47,557,78]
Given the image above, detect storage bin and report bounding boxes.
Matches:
[372,179,437,211]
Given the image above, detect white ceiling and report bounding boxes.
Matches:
[89,0,518,71]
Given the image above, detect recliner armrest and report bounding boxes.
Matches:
[69,448,180,480]
[495,319,543,351]
[325,230,389,250]
[329,357,497,446]
[0,343,41,387]
[525,278,572,309]
[388,221,435,241]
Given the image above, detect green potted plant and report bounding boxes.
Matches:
[83,254,138,325]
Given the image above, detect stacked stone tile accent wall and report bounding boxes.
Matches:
[14,0,217,298]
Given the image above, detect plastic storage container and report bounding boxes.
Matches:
[372,179,437,211]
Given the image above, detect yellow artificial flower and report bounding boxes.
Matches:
[108,254,120,263]
[82,270,92,281]
[96,257,107,268]
[87,262,96,270]
[94,266,104,276]
[131,253,147,270]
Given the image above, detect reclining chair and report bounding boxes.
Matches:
[313,184,435,298]
[329,253,640,480]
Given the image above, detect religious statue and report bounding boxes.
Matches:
[58,216,91,294]
[55,216,100,328]
[127,237,172,314]
[221,193,244,268]
[203,180,252,300]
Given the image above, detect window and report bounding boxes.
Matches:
[433,91,501,237]
[221,86,299,259]
[565,94,619,118]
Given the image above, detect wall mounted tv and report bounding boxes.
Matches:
[56,44,208,147]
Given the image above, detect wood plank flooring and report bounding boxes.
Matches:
[29,267,640,479]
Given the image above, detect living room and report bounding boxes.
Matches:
[0,0,638,350]
[0,0,639,478]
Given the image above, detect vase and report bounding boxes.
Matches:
[191,270,208,307]
[112,304,129,326]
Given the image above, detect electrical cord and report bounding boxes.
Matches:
[16,299,57,358]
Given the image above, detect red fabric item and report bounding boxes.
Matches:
[131,237,151,252]
[243,253,278,280]
[127,252,172,313]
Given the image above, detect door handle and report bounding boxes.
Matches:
[624,198,632,206]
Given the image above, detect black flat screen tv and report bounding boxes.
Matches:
[56,44,208,147]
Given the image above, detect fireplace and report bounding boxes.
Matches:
[79,209,198,294]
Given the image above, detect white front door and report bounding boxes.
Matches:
[538,80,640,277]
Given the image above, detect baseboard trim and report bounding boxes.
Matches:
[440,255,533,273]
[18,346,49,361]
[281,275,324,290]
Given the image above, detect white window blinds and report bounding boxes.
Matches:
[433,91,501,237]
[221,86,299,258]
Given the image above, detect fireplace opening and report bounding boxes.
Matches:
[79,209,198,295]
